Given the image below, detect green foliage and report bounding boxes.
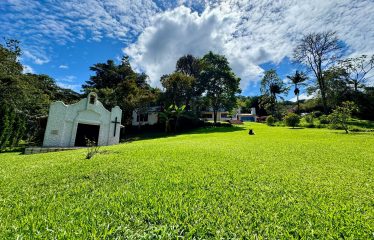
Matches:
[0,41,80,146]
[160,72,195,107]
[159,105,187,133]
[293,31,343,113]
[260,69,288,117]
[200,51,241,123]
[0,39,23,76]
[83,56,157,125]
[329,101,357,133]
[319,115,330,124]
[287,71,308,113]
[284,113,301,128]
[338,54,374,92]
[266,115,275,126]
[0,124,373,238]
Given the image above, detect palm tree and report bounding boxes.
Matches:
[172,105,186,133]
[159,105,187,133]
[260,69,288,117]
[159,105,174,133]
[287,71,308,114]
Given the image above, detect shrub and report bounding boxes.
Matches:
[284,113,301,128]
[305,113,315,126]
[313,111,323,118]
[266,115,275,126]
[85,138,100,159]
[319,115,330,124]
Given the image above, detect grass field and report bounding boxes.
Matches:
[0,123,373,239]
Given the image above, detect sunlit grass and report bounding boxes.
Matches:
[0,123,373,238]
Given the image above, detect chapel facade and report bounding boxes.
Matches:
[43,92,122,147]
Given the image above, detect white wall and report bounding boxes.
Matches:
[132,111,158,126]
[43,93,122,147]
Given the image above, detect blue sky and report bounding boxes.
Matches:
[1,0,373,99]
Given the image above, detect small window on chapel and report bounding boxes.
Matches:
[89,95,96,104]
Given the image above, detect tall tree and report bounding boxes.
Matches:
[160,72,195,107]
[0,39,22,76]
[83,56,155,125]
[199,51,241,123]
[260,69,288,117]
[338,54,374,92]
[287,70,308,113]
[293,31,343,113]
[0,39,80,147]
[176,55,200,78]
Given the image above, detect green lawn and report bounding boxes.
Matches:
[0,123,373,239]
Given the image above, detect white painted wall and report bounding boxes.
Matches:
[43,93,122,147]
[132,111,158,126]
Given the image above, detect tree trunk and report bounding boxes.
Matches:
[297,93,300,114]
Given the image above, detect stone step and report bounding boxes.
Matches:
[24,147,83,155]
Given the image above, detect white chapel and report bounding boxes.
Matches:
[43,92,122,147]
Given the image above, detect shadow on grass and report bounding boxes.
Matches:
[121,125,246,143]
[0,148,24,154]
[333,131,374,135]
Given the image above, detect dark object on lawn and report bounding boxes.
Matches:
[248,129,255,135]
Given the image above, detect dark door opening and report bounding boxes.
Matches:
[74,123,100,146]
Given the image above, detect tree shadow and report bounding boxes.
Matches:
[333,131,374,135]
[121,125,246,143]
[288,127,305,130]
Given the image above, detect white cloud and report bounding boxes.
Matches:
[290,93,315,102]
[125,0,374,90]
[22,50,49,65]
[22,65,34,74]
[56,82,81,92]
[124,6,264,89]
[56,75,80,92]
[57,75,76,83]
[59,65,69,69]
[2,0,374,92]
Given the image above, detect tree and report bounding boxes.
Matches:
[159,105,174,133]
[293,31,344,113]
[83,56,156,125]
[329,101,357,133]
[176,54,200,78]
[0,39,23,77]
[287,71,308,113]
[160,72,196,107]
[175,54,203,111]
[260,69,288,117]
[338,55,374,92]
[172,105,186,132]
[323,66,352,109]
[199,51,241,123]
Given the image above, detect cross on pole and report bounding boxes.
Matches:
[111,117,120,137]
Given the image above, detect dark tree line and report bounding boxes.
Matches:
[0,39,80,150]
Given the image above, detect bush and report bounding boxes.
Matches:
[313,111,323,118]
[284,113,301,128]
[319,115,330,124]
[305,113,315,125]
[266,115,275,126]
